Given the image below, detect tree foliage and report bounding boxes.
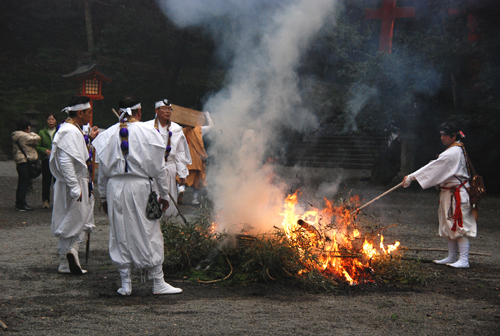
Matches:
[0,0,499,189]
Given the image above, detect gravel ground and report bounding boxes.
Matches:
[0,161,499,335]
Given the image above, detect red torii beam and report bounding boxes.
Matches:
[365,0,415,53]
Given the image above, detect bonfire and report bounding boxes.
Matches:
[163,190,413,288]
[279,191,400,285]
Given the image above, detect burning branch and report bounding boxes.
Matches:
[279,191,402,285]
[297,219,320,238]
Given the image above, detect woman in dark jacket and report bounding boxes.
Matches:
[12,118,41,211]
[36,113,57,208]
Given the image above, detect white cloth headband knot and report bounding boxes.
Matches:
[155,99,171,109]
[61,102,91,114]
[119,103,141,120]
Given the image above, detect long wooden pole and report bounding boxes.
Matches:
[404,248,490,256]
[86,139,97,264]
[353,182,403,214]
[111,108,120,118]
[167,191,189,225]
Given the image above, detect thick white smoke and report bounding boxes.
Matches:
[157,0,339,233]
[343,83,378,133]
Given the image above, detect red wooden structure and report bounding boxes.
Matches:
[62,60,112,126]
[365,0,415,53]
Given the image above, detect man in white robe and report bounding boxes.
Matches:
[93,95,182,296]
[403,121,477,268]
[50,96,99,275]
[145,99,191,217]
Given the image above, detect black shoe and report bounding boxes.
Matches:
[16,204,34,211]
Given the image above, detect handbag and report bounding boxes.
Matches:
[16,140,42,179]
[146,177,162,220]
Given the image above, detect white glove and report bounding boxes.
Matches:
[403,174,415,188]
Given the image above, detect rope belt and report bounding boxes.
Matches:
[441,180,467,231]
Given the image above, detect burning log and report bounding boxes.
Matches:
[278,191,403,285]
[297,219,320,237]
[235,234,257,247]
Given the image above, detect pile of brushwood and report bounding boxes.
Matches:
[161,199,434,291]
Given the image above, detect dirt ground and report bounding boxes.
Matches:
[0,161,499,335]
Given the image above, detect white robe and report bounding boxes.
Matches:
[49,122,94,239]
[93,122,170,269]
[144,119,191,217]
[412,142,477,239]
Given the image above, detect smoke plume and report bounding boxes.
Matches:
[157,0,339,233]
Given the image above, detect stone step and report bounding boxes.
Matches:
[286,135,388,170]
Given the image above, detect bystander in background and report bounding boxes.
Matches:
[37,113,57,208]
[12,118,41,211]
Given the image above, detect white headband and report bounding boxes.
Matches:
[155,99,171,109]
[119,103,141,120]
[61,102,91,114]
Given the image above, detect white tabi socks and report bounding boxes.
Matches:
[58,254,71,274]
[149,265,182,295]
[117,267,132,296]
[447,236,470,268]
[433,239,458,264]
[192,190,199,205]
[66,242,87,275]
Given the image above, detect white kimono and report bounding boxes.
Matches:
[50,122,95,241]
[144,119,191,217]
[412,142,477,239]
[93,122,170,269]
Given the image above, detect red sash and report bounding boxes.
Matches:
[441,180,467,231]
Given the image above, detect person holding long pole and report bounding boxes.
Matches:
[402,121,477,268]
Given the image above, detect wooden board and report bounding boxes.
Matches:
[171,104,206,127]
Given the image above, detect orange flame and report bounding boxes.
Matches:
[280,190,399,284]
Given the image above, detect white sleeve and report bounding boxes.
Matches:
[201,111,214,137]
[59,150,81,199]
[176,159,189,179]
[175,136,191,178]
[155,168,170,199]
[411,156,453,189]
[97,159,109,200]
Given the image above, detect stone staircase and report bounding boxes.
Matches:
[285,135,388,170]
